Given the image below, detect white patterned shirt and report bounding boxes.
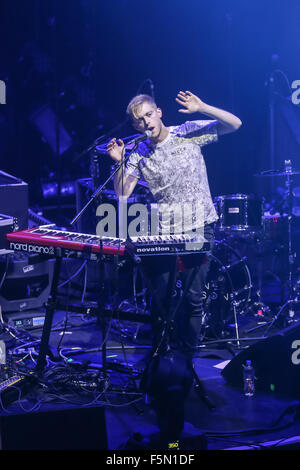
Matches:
[125,120,219,234]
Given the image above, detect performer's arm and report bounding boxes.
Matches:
[175,90,242,135]
[107,138,139,197]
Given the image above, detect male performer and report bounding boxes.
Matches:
[107,91,241,445]
[107,90,241,356]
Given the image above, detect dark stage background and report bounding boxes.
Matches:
[2,1,300,451]
[0,0,300,210]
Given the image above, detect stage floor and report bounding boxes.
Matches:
[1,305,300,451]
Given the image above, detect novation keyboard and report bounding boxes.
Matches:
[126,234,211,256]
[6,226,211,259]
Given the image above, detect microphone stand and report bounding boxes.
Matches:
[35,143,140,378]
[69,142,139,386]
[70,143,138,227]
[268,71,276,196]
[72,117,130,163]
[72,75,154,165]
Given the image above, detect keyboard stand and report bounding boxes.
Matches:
[34,251,124,381]
[35,257,62,375]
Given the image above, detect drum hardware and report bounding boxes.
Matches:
[230,298,242,348]
[254,169,300,177]
[199,240,253,346]
[116,266,149,342]
[211,226,283,340]
[231,285,254,305]
[250,301,271,318]
[221,256,248,272]
[254,160,300,334]
[242,288,272,334]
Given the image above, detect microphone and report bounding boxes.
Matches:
[125,130,152,147]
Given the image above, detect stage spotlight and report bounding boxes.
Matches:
[41,180,76,200]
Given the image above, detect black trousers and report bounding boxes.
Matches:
[141,224,215,358]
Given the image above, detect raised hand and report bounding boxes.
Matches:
[107,138,125,162]
[175,90,207,114]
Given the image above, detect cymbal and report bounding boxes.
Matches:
[254,170,300,177]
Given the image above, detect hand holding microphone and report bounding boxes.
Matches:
[107,130,152,162]
[107,137,125,163]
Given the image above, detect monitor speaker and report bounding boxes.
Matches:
[221,322,300,398]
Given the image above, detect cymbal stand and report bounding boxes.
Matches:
[264,161,298,335]
[206,248,244,348]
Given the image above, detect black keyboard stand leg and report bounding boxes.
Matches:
[192,364,216,410]
[35,257,62,376]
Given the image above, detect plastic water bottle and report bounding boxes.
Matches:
[243,360,255,397]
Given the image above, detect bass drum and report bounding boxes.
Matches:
[201,240,252,338]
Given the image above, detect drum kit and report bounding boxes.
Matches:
[114,161,300,346]
[202,160,300,343]
[88,153,300,345]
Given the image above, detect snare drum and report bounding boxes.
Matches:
[214,194,262,231]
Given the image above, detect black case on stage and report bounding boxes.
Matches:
[0,213,15,249]
[0,253,55,313]
[0,170,28,230]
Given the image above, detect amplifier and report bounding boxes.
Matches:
[0,170,28,230]
[0,214,15,249]
[75,177,149,236]
[0,253,55,312]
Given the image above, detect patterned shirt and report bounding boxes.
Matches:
[125,120,219,234]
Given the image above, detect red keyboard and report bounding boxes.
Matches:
[6,226,126,260]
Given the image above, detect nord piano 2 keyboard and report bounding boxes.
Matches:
[6,226,126,260]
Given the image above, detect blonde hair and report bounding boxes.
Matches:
[126,94,157,119]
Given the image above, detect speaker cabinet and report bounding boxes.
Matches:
[0,170,28,231]
[222,323,300,398]
[0,253,55,312]
[75,177,151,237]
[0,405,107,450]
[0,214,15,249]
